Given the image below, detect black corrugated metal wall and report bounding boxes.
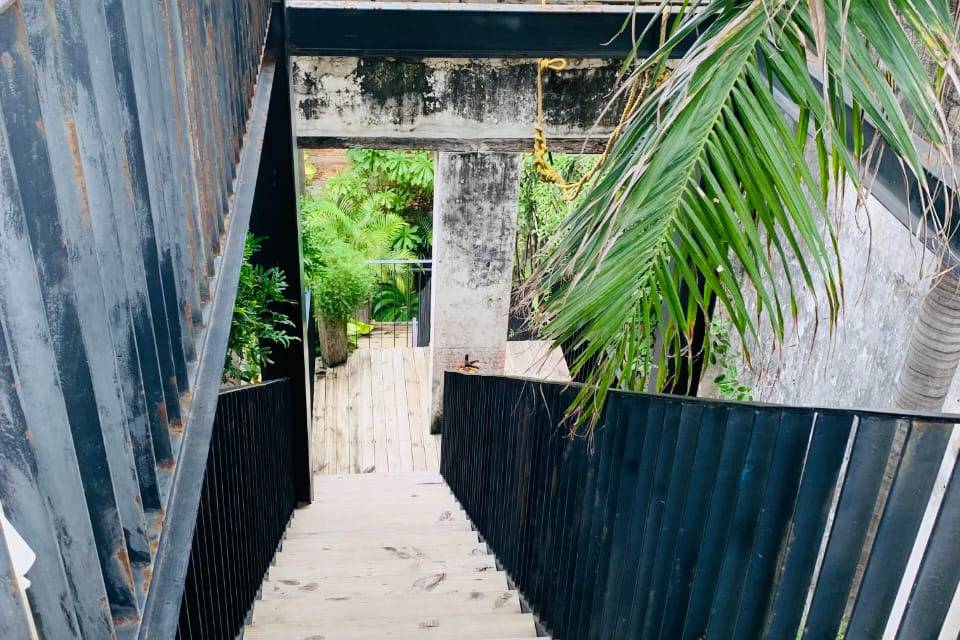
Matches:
[0,0,274,636]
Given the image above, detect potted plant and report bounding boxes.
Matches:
[312,243,374,366]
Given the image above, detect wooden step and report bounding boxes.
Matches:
[279,537,484,552]
[268,558,497,580]
[259,572,511,600]
[245,612,538,640]
[284,523,474,539]
[274,543,489,565]
[309,486,453,498]
[287,522,476,544]
[251,589,522,623]
[292,501,463,515]
[281,530,482,548]
[247,474,538,639]
[289,508,466,525]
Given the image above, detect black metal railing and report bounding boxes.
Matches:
[440,372,960,640]
[417,274,432,348]
[353,259,432,350]
[175,379,296,640]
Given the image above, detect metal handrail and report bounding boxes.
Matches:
[440,372,960,640]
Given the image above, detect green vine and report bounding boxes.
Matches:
[707,318,753,402]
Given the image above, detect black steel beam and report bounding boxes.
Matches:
[249,1,314,506]
[285,1,700,58]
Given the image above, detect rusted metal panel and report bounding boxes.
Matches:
[0,324,84,639]
[0,0,272,635]
[138,45,278,640]
[0,73,116,638]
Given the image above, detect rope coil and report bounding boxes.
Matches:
[533,57,655,201]
[532,4,670,201]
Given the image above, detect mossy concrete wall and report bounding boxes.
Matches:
[291,56,622,151]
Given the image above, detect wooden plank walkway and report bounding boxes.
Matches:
[246,473,540,640]
[312,342,569,475]
[314,347,438,474]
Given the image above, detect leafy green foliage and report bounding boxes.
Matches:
[306,149,434,261]
[532,0,957,428]
[707,319,753,402]
[311,243,375,324]
[348,319,374,349]
[300,149,435,327]
[373,276,420,322]
[515,153,596,285]
[223,235,297,384]
[301,193,410,268]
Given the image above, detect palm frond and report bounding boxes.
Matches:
[531,0,957,428]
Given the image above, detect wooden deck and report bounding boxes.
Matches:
[355,322,415,351]
[246,473,539,639]
[312,341,569,475]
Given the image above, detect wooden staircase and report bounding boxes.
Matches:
[245,473,541,639]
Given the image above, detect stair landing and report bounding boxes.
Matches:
[246,473,540,639]
[312,342,569,476]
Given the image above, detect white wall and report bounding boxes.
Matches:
[702,184,941,412]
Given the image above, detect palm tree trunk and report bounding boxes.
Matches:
[894,270,960,412]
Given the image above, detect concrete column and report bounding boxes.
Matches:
[429,152,522,431]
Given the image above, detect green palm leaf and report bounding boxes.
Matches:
[532,0,956,428]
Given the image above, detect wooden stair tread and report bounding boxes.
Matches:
[273,545,489,565]
[251,589,522,622]
[283,523,475,538]
[247,473,540,638]
[259,573,511,599]
[268,560,498,580]
[279,539,485,552]
[245,612,537,640]
[280,532,483,547]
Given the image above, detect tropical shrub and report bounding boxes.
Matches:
[223,234,297,384]
[373,276,420,322]
[300,149,435,327]
[311,243,375,324]
[308,149,434,260]
[707,319,753,402]
[515,153,596,285]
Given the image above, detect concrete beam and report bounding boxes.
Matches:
[292,56,623,151]
[429,152,521,431]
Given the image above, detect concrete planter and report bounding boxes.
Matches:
[318,316,348,366]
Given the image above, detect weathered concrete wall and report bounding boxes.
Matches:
[291,56,622,150]
[700,185,938,411]
[429,152,521,427]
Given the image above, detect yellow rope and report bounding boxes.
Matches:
[533,58,648,201]
[533,5,670,201]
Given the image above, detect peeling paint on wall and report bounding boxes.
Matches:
[292,56,623,147]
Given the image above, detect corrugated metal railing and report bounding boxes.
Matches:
[0,0,272,637]
[176,379,296,640]
[441,373,960,639]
